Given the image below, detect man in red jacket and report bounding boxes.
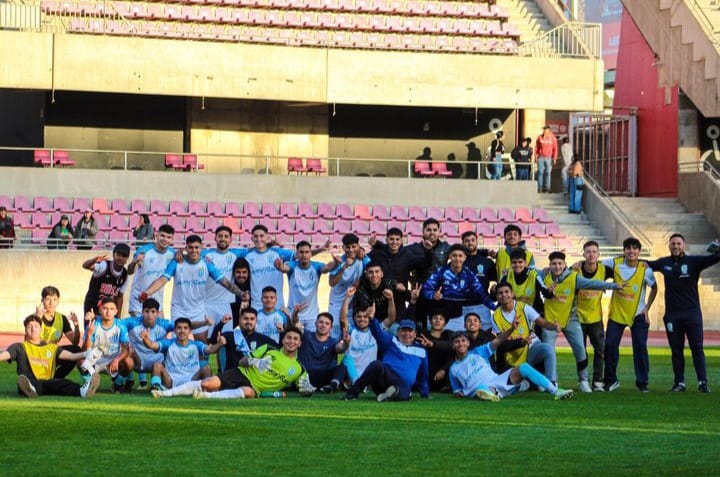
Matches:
[535,125,558,193]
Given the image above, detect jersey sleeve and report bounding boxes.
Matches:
[118,277,130,294]
[157,338,173,353]
[274,247,295,262]
[121,317,141,330]
[522,303,541,324]
[474,342,495,360]
[93,260,109,278]
[162,259,178,279]
[118,325,129,344]
[329,256,346,277]
[5,342,23,362]
[158,318,175,333]
[286,260,298,276]
[206,261,224,283]
[448,364,462,393]
[134,244,152,259]
[602,258,615,269]
[230,248,248,259]
[643,267,656,287]
[194,341,209,356]
[311,261,325,275]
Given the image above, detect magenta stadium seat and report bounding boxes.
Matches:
[31,211,50,229]
[186,216,204,233]
[108,230,129,245]
[31,228,46,244]
[223,216,241,234]
[295,218,314,234]
[54,197,74,213]
[277,218,296,234]
[336,203,354,220]
[532,207,552,224]
[444,206,462,223]
[34,149,52,167]
[259,218,277,233]
[461,207,480,223]
[287,157,307,174]
[110,215,130,231]
[351,219,370,236]
[183,154,204,171]
[243,201,262,219]
[408,206,425,221]
[0,195,12,211]
[207,201,227,218]
[188,200,208,217]
[476,222,495,238]
[528,223,547,238]
[481,207,499,223]
[306,158,327,174]
[164,154,182,169]
[298,202,318,219]
[96,215,111,231]
[536,237,556,252]
[354,204,372,221]
[170,200,189,217]
[112,199,131,216]
[318,203,335,219]
[279,202,300,219]
[49,212,64,226]
[14,212,31,229]
[546,223,565,238]
[556,237,573,251]
[369,220,387,235]
[204,216,220,233]
[390,205,408,221]
[151,200,170,217]
[372,204,390,221]
[444,222,460,239]
[458,222,475,236]
[167,216,187,233]
[313,219,332,234]
[405,221,422,237]
[311,233,329,247]
[225,202,242,217]
[515,207,534,224]
[240,217,256,233]
[34,196,54,213]
[413,161,435,176]
[13,196,33,213]
[431,162,452,177]
[55,150,76,167]
[497,208,514,223]
[131,199,148,214]
[72,197,91,213]
[202,231,215,245]
[426,206,443,219]
[92,198,110,214]
[262,202,281,219]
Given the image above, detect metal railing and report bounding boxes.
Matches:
[678,157,720,181]
[0,2,41,31]
[518,22,602,59]
[583,172,653,250]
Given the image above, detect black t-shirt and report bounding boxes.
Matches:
[43,314,73,334]
[648,254,720,312]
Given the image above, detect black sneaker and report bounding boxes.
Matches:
[124,380,134,392]
[340,394,358,401]
[670,383,686,392]
[320,381,339,394]
[637,384,649,393]
[698,382,711,393]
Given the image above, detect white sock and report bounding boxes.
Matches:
[206,388,246,399]
[162,380,202,397]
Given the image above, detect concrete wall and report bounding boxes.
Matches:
[0,30,604,111]
[678,171,720,233]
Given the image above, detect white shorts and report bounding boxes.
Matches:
[95,355,121,377]
[169,370,200,388]
[133,352,164,372]
[206,302,233,332]
[488,369,520,398]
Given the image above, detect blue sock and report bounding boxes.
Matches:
[150,376,162,387]
[125,371,134,383]
[519,363,557,394]
[114,375,126,386]
[138,373,148,383]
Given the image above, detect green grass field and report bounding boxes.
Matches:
[1,348,719,477]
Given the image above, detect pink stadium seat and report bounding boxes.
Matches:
[31,227,46,245]
[444,222,460,239]
[34,196,54,213]
[481,208,499,223]
[556,237,573,251]
[351,219,370,236]
[110,215,131,232]
[262,202,280,219]
[151,200,170,217]
[96,215,111,231]
[223,216,241,234]
[169,200,189,217]
[287,157,307,174]
[390,206,408,221]
[546,223,565,238]
[131,199,148,215]
[295,218,314,234]
[369,220,387,235]
[277,218,296,234]
[405,221,423,238]
[476,222,495,239]
[318,203,335,219]
[279,202,300,219]
[183,154,204,171]
[108,230,129,245]
[313,219,332,234]
[444,207,462,223]
[372,204,390,221]
[93,198,111,215]
[0,195,12,211]
[167,216,187,233]
[528,223,547,238]
[306,158,327,174]
[298,202,318,219]
[532,207,552,224]
[32,149,50,167]
[202,231,215,245]
[204,216,220,232]
[498,208,514,223]
[414,161,435,176]
[336,203,354,220]
[54,150,76,167]
[54,197,73,213]
[408,206,425,222]
[31,211,50,229]
[536,237,556,252]
[207,201,227,217]
[225,202,242,217]
[111,199,131,216]
[419,17,437,34]
[73,197,91,213]
[240,217,256,233]
[386,16,405,33]
[461,207,480,223]
[311,233,329,247]
[186,216,204,233]
[13,212,30,229]
[188,200,208,217]
[354,204,372,221]
[243,202,262,219]
[426,206,443,219]
[431,161,454,177]
[13,195,32,213]
[259,218,277,233]
[458,222,475,236]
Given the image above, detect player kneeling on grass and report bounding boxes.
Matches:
[82,298,132,392]
[152,326,311,399]
[449,323,573,402]
[0,315,100,398]
[142,317,225,392]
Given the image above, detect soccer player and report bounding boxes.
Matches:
[541,251,620,392]
[119,298,174,391]
[647,233,720,392]
[498,248,550,312]
[328,233,370,339]
[256,286,290,345]
[274,240,337,331]
[341,319,429,402]
[140,235,247,342]
[339,288,382,384]
[142,317,224,391]
[127,224,175,317]
[295,312,350,393]
[0,315,100,399]
[81,243,131,323]
[153,326,312,399]
[449,327,573,402]
[421,244,497,331]
[209,307,276,372]
[353,263,402,322]
[602,237,658,392]
[416,311,454,391]
[82,298,132,392]
[575,240,616,391]
[32,285,82,378]
[461,230,497,331]
[491,282,559,382]
[495,224,535,278]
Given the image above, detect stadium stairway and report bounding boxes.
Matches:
[495,0,553,41]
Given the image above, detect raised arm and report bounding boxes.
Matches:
[575,275,621,291]
[142,276,169,299]
[329,255,352,287]
[127,252,145,275]
[339,287,355,333]
[489,319,519,351]
[381,289,396,328]
[82,255,107,271]
[273,257,290,274]
[204,335,227,355]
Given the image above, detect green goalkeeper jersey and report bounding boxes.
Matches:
[239,345,307,393]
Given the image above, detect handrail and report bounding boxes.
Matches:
[518,22,601,59]
[583,172,653,250]
[687,0,720,45]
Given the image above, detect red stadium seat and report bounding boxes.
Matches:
[34,149,52,167]
[431,161,454,177]
[354,204,372,221]
[93,198,111,215]
[287,157,307,174]
[306,158,327,174]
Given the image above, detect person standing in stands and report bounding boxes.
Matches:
[0,206,16,248]
[490,131,505,180]
[74,210,98,250]
[511,138,533,181]
[465,142,481,179]
[560,137,574,195]
[535,125,558,193]
[568,159,585,214]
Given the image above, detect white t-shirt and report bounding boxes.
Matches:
[602,258,657,316]
[163,259,223,323]
[347,326,378,380]
[287,260,325,328]
[129,244,175,313]
[203,248,239,305]
[245,247,294,308]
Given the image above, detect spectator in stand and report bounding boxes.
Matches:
[535,125,558,193]
[48,215,73,250]
[560,137,574,195]
[490,131,505,180]
[568,159,585,214]
[0,206,15,248]
[133,213,154,244]
[511,138,533,181]
[74,210,98,250]
[465,141,481,179]
[446,153,464,179]
[413,147,432,178]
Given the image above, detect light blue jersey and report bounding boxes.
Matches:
[287,260,325,330]
[120,316,174,363]
[244,247,294,308]
[157,338,208,382]
[89,318,129,358]
[343,326,378,382]
[128,244,175,314]
[256,308,288,344]
[449,343,499,397]
[163,258,224,323]
[203,248,239,305]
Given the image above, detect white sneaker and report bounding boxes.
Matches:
[151,389,163,399]
[17,375,38,398]
[592,381,605,392]
[475,389,500,402]
[578,380,592,393]
[376,385,399,402]
[607,381,620,392]
[193,389,208,399]
[80,373,100,398]
[518,380,530,392]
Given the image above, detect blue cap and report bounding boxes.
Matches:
[397,319,416,331]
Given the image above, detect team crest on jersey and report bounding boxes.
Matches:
[526,289,532,295]
[632,284,639,292]
[46,350,52,358]
[470,358,477,367]
[477,265,484,274]
[148,256,155,265]
[197,268,206,279]
[287,368,296,376]
[518,326,525,335]
[563,288,570,295]
[680,264,688,275]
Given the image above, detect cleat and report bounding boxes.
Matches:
[192,389,208,399]
[518,380,530,392]
[340,394,358,401]
[670,383,686,392]
[150,383,164,392]
[637,385,649,393]
[376,385,399,402]
[578,380,592,393]
[554,388,574,400]
[592,381,604,392]
[475,389,500,402]
[123,380,134,393]
[607,381,620,392]
[17,375,38,399]
[137,381,148,391]
[319,381,338,394]
[698,382,710,393]
[151,389,162,399]
[80,373,101,398]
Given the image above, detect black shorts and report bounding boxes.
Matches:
[217,368,252,390]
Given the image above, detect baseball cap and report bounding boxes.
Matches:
[397,319,416,331]
[113,243,131,256]
[465,142,475,147]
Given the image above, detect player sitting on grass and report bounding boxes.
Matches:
[295,311,350,394]
[449,323,574,402]
[152,326,312,399]
[82,298,132,393]
[142,317,225,392]
[0,315,100,399]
